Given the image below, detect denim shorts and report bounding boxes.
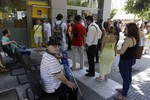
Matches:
[34,36,42,44]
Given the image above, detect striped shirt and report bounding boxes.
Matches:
[40,52,61,93]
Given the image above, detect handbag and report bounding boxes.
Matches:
[147,34,150,41]
[73,25,78,38]
[134,45,143,59]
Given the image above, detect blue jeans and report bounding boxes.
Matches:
[119,58,136,97]
[19,48,31,56]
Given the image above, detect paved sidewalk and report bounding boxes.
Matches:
[67,48,150,100]
[0,46,150,100]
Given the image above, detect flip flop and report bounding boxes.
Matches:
[0,67,9,72]
[115,88,123,93]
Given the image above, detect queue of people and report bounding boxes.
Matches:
[1,13,149,100]
[38,14,150,100]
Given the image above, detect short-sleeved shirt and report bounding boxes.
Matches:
[71,22,86,46]
[1,36,18,53]
[43,22,52,38]
[40,52,61,93]
[86,22,102,46]
[34,25,43,37]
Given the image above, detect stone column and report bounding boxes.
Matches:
[102,0,112,21]
[98,0,104,20]
[50,0,67,24]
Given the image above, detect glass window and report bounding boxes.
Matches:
[67,9,77,18]
[67,0,98,8]
[30,0,48,1]
[0,0,27,28]
[82,9,99,21]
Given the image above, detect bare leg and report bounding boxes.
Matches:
[39,43,42,51]
[0,59,5,68]
[35,43,39,51]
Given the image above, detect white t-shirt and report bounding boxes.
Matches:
[43,22,52,39]
[40,52,61,93]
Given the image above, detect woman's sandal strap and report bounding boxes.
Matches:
[0,67,9,72]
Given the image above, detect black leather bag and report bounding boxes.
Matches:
[134,45,143,59]
[73,25,78,38]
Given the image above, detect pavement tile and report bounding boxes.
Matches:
[0,45,150,100]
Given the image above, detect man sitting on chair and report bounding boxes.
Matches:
[1,29,31,56]
[40,36,78,100]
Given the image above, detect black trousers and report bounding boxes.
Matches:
[66,34,72,50]
[86,45,96,75]
[48,83,78,100]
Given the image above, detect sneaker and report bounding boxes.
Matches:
[70,67,80,70]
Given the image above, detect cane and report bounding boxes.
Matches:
[70,69,84,100]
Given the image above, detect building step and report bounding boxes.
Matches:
[70,63,122,100]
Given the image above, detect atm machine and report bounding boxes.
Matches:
[28,1,50,47]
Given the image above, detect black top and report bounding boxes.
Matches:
[120,38,136,60]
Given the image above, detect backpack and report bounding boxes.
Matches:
[53,21,63,40]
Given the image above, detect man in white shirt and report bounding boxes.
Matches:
[43,19,52,44]
[40,36,78,100]
[85,16,102,77]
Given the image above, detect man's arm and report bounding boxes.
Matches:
[63,23,67,34]
[56,71,77,90]
[2,40,17,46]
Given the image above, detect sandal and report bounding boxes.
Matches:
[113,93,126,100]
[115,88,123,93]
[95,76,103,82]
[0,65,6,68]
[0,67,9,72]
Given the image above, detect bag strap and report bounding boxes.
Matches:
[73,24,77,38]
[131,37,137,46]
[91,25,98,44]
[59,21,63,27]
[34,25,40,32]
